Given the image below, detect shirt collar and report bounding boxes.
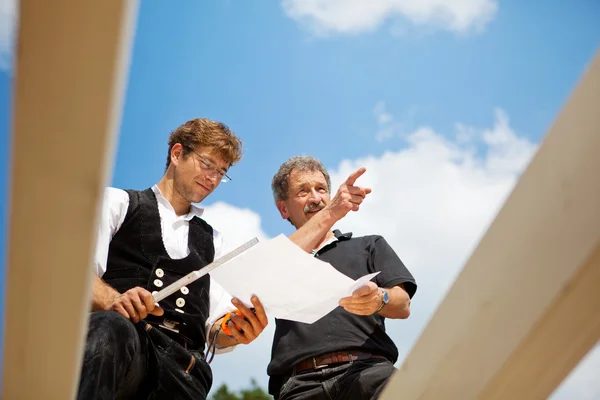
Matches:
[312,229,353,254]
[151,185,204,221]
[333,229,353,240]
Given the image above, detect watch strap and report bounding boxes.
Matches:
[375,288,387,313]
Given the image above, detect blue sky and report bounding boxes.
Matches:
[1,0,600,397]
[112,0,598,229]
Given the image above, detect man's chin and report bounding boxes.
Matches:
[191,193,208,204]
[304,210,322,219]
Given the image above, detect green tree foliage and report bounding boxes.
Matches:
[210,379,272,400]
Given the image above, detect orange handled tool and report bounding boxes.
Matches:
[221,307,256,337]
[221,309,243,337]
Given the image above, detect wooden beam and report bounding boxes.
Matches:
[380,49,600,400]
[2,1,138,398]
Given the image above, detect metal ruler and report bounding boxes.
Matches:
[152,237,259,303]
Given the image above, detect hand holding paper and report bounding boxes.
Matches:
[338,281,382,316]
[210,234,380,324]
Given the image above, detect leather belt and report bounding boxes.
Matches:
[293,351,387,374]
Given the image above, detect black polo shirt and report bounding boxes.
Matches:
[267,230,417,389]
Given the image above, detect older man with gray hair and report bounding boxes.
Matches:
[267,155,417,400]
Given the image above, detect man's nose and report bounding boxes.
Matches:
[308,188,321,202]
[205,172,218,184]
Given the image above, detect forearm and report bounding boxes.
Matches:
[288,209,337,252]
[378,285,411,319]
[91,275,120,311]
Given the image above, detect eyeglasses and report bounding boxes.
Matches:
[191,151,232,183]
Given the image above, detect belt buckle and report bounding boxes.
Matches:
[347,351,354,364]
[158,318,181,333]
[313,356,330,370]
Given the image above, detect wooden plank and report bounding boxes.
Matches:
[1,1,138,398]
[380,49,600,400]
[482,244,600,399]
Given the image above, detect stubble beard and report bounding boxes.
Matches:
[174,174,206,205]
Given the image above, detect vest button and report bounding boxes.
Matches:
[153,279,163,287]
[180,286,189,295]
[176,298,186,308]
[155,268,164,278]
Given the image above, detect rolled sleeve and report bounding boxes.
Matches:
[205,277,238,354]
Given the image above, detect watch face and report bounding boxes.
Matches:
[382,290,390,304]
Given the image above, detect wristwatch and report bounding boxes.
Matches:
[375,288,389,313]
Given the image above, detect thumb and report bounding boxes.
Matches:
[353,282,378,297]
[150,305,164,316]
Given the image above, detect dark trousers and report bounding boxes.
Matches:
[277,358,395,400]
[77,311,212,400]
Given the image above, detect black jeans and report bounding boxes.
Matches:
[77,311,212,400]
[278,358,396,400]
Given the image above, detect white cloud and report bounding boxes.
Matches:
[330,107,538,328]
[0,0,17,71]
[374,101,394,125]
[201,201,271,254]
[373,101,417,142]
[282,0,498,37]
[201,108,599,398]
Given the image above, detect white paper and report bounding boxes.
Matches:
[210,234,380,324]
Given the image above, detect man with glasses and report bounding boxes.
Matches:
[267,155,417,400]
[77,118,268,399]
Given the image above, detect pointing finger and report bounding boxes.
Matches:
[345,168,366,186]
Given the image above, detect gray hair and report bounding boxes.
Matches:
[271,155,332,202]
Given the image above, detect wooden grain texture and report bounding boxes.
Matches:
[2,1,138,398]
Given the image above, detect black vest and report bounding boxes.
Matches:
[102,188,215,349]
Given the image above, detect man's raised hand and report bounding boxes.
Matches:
[326,167,372,221]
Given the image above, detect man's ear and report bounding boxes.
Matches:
[170,143,184,166]
[276,200,289,220]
